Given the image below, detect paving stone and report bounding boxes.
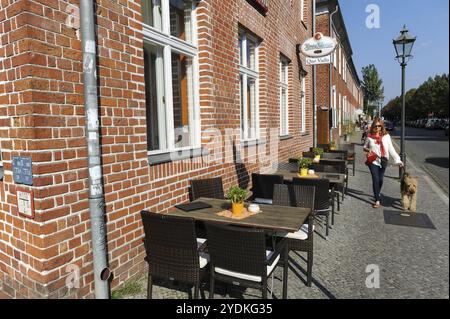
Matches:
[123,133,449,299]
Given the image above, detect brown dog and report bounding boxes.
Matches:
[401,173,418,212]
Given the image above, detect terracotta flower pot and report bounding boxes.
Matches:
[232,202,244,216]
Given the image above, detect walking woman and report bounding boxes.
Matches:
[364,117,403,208]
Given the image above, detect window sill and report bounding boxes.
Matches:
[242,139,266,148]
[148,148,209,165]
[300,132,309,137]
[280,135,293,141]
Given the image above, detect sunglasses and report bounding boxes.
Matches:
[374,125,382,128]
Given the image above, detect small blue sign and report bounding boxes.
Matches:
[12,156,33,186]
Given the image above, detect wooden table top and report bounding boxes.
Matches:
[165,197,311,233]
[275,169,346,185]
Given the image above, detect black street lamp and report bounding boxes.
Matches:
[393,25,416,178]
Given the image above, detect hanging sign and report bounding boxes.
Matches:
[16,187,35,219]
[301,32,337,58]
[306,55,331,65]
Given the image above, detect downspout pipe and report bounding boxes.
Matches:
[312,0,317,147]
[329,5,339,143]
[80,0,110,299]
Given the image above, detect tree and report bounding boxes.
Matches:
[382,73,449,120]
[361,64,384,116]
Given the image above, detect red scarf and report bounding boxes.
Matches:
[368,133,386,157]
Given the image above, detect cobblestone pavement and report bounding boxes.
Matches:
[123,132,449,299]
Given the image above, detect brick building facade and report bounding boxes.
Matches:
[315,0,363,144]
[0,0,315,298]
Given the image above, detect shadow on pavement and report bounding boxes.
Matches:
[346,188,374,206]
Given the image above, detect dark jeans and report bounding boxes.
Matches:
[369,164,386,202]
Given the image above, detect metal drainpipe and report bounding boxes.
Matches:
[329,5,339,143]
[80,0,110,299]
[312,0,317,147]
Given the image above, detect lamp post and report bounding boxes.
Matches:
[393,25,416,178]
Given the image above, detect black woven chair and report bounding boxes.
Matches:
[278,162,299,171]
[316,160,348,200]
[205,223,286,299]
[292,178,333,236]
[251,173,284,204]
[273,184,316,287]
[140,211,209,299]
[190,178,225,238]
[335,144,356,176]
[190,178,225,201]
[322,152,346,160]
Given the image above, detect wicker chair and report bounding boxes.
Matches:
[251,173,284,205]
[190,177,225,201]
[140,211,209,299]
[316,160,348,200]
[205,223,286,299]
[335,144,356,176]
[273,184,316,287]
[321,152,346,160]
[292,178,333,236]
[190,178,225,238]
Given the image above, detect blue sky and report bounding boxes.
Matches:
[339,0,449,103]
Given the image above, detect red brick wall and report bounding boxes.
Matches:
[0,0,314,298]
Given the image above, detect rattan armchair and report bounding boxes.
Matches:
[205,223,286,299]
[190,177,225,201]
[273,184,316,287]
[251,173,284,204]
[140,211,209,299]
[190,178,225,238]
[292,178,333,237]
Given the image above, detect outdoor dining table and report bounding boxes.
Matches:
[166,197,312,299]
[275,168,346,213]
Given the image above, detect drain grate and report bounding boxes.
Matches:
[383,210,436,230]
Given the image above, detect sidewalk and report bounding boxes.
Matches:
[117,131,448,299]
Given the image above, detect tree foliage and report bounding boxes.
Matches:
[361,64,385,116]
[382,74,449,120]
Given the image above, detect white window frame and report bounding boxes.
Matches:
[332,85,337,128]
[279,56,290,137]
[300,0,305,22]
[300,76,306,133]
[239,30,260,142]
[142,0,201,155]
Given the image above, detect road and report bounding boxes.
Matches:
[391,126,449,194]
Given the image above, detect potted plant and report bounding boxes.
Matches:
[312,147,324,162]
[329,141,337,151]
[227,186,248,216]
[298,157,313,176]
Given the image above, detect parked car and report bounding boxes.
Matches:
[384,120,395,131]
[445,125,449,136]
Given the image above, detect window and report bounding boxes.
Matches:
[300,76,306,133]
[279,56,290,136]
[339,45,342,75]
[142,0,200,154]
[239,30,260,141]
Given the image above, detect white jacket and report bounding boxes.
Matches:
[364,134,402,167]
